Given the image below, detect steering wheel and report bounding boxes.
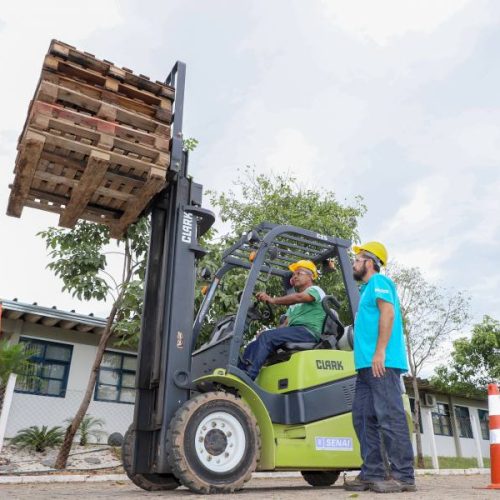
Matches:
[246,300,274,323]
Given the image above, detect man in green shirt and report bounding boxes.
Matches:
[238,260,326,380]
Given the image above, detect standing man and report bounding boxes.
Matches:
[238,260,326,380]
[344,242,415,494]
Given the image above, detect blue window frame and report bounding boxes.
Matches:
[432,402,453,436]
[454,405,473,438]
[95,351,137,404]
[15,337,73,398]
[478,409,489,440]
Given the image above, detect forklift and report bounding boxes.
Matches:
[122,62,412,494]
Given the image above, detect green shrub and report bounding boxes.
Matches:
[65,414,105,446]
[11,425,64,452]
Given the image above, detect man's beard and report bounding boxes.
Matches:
[353,262,367,281]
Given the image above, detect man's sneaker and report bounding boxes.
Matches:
[344,474,372,491]
[394,479,417,492]
[370,478,404,493]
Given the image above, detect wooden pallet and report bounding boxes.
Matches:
[7,128,167,235]
[6,40,174,238]
[36,78,171,134]
[48,40,175,100]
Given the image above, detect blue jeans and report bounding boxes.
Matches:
[352,368,414,483]
[238,326,317,380]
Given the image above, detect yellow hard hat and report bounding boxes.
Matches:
[288,260,318,279]
[353,241,388,266]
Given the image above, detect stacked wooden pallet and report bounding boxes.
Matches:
[7,40,174,238]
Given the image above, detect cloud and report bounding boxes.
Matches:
[320,0,471,45]
[264,128,319,176]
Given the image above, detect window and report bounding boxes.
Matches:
[432,402,453,436]
[95,351,137,404]
[15,337,73,397]
[409,397,423,433]
[454,406,473,438]
[478,409,489,440]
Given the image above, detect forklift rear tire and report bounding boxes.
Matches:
[122,427,180,491]
[167,391,261,494]
[301,470,341,487]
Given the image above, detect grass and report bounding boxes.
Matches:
[417,456,491,469]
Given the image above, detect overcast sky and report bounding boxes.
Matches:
[1,1,498,339]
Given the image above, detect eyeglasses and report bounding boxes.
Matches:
[353,257,369,264]
[292,270,312,276]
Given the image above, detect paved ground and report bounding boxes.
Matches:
[0,475,496,499]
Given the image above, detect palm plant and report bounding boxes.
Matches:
[11,425,64,452]
[0,340,37,411]
[64,414,106,446]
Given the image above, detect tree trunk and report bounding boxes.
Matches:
[404,330,425,468]
[0,384,5,414]
[411,374,425,468]
[0,383,5,424]
[54,302,119,469]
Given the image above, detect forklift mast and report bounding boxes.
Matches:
[131,62,215,475]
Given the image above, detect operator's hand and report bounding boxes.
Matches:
[371,350,386,378]
[256,291,274,304]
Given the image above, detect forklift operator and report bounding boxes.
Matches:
[238,260,326,380]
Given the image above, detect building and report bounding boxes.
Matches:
[404,378,490,466]
[0,299,136,445]
[0,299,492,465]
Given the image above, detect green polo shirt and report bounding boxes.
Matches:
[286,286,326,340]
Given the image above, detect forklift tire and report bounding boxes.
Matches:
[301,470,341,487]
[166,391,261,494]
[122,427,180,491]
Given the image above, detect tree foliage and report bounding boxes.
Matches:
[38,218,149,468]
[432,315,500,397]
[209,167,365,241]
[195,168,366,342]
[38,218,150,347]
[0,341,37,416]
[0,341,36,387]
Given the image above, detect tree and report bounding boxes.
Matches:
[386,263,470,467]
[38,218,149,468]
[432,315,500,397]
[198,168,366,340]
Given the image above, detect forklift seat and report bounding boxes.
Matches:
[281,295,344,352]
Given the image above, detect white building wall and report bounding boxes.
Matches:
[409,393,490,460]
[4,319,134,441]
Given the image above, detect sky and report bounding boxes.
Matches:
[0,1,499,345]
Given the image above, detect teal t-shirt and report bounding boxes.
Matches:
[354,273,408,371]
[286,286,326,340]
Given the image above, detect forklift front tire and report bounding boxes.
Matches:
[301,470,341,487]
[122,427,180,491]
[167,391,261,494]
